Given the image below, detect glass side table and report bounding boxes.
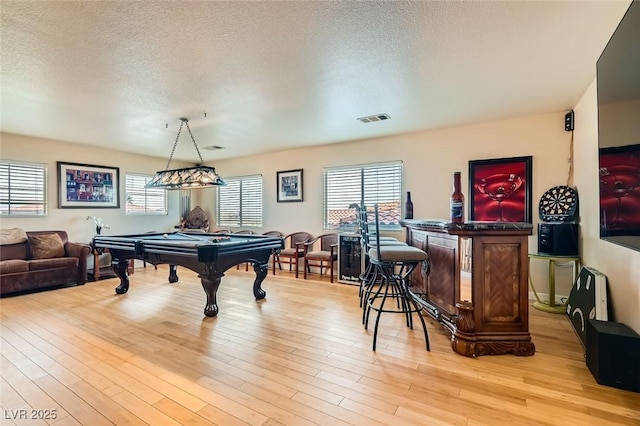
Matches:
[528,253,580,314]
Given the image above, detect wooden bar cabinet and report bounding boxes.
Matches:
[401,219,535,357]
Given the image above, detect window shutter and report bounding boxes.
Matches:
[324,161,402,229]
[217,175,263,227]
[0,161,47,216]
[240,175,263,227]
[218,179,241,227]
[125,173,167,215]
[363,163,402,227]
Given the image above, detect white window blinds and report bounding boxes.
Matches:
[0,160,47,216]
[217,175,263,227]
[125,173,167,215]
[324,161,402,229]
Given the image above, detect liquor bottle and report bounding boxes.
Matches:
[450,172,464,223]
[405,191,414,219]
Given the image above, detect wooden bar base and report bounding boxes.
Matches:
[401,220,535,357]
[451,301,536,357]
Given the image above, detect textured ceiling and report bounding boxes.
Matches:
[0,1,632,163]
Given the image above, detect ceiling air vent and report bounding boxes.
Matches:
[202,145,224,151]
[357,113,391,123]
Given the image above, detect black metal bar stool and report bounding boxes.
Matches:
[363,204,430,351]
[357,205,406,321]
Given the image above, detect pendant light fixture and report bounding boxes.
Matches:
[145,117,226,189]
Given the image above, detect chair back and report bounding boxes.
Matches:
[182,206,210,232]
[366,204,396,264]
[234,230,255,235]
[262,230,284,237]
[358,205,375,252]
[285,232,312,248]
[307,233,338,252]
[371,204,383,261]
[319,233,338,251]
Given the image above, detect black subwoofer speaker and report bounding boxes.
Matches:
[538,222,578,256]
[586,319,640,393]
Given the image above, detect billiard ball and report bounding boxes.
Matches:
[163,233,168,238]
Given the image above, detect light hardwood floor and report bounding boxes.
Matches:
[1,265,638,425]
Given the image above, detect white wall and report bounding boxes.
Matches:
[574,81,640,331]
[0,132,190,243]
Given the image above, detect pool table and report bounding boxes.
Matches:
[92,232,284,317]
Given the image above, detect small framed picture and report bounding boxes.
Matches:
[468,156,532,223]
[57,161,120,208]
[277,169,303,202]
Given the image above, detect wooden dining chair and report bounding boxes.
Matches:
[302,233,338,282]
[272,232,312,276]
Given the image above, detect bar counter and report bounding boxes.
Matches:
[401,219,535,357]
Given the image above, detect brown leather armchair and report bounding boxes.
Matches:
[272,231,312,276]
[302,233,338,282]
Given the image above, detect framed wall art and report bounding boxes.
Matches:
[599,143,640,237]
[468,156,532,223]
[57,161,120,208]
[277,169,303,202]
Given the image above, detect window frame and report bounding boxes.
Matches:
[0,159,48,217]
[125,172,168,216]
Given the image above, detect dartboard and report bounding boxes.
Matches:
[538,185,578,221]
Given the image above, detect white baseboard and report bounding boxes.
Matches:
[528,291,568,306]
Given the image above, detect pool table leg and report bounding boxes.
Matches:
[252,263,268,300]
[200,274,222,317]
[168,265,179,283]
[113,259,131,294]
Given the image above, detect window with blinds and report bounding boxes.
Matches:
[0,160,47,216]
[324,161,403,230]
[217,175,263,227]
[125,173,167,215]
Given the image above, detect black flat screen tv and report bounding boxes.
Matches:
[597,0,640,252]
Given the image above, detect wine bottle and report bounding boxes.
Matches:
[405,191,414,219]
[451,172,464,223]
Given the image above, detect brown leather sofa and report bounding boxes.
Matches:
[0,229,90,296]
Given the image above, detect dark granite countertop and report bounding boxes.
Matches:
[400,219,533,231]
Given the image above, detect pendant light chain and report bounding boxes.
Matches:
[165,119,186,170]
[164,118,205,170]
[184,120,205,164]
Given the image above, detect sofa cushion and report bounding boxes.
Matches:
[29,233,65,259]
[29,257,78,271]
[0,259,30,274]
[0,228,28,245]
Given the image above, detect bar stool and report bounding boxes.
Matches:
[363,204,430,351]
[357,205,405,312]
[358,206,409,324]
